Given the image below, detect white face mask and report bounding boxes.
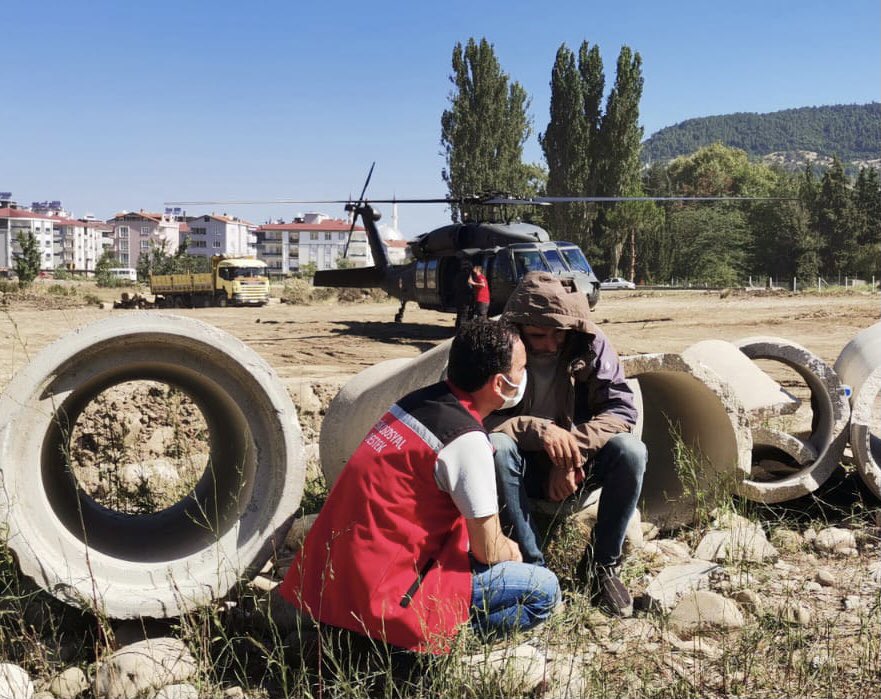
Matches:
[499,371,527,410]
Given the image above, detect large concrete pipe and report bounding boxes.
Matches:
[834,322,881,500]
[735,336,851,502]
[620,353,752,528]
[0,314,304,618]
[320,342,452,485]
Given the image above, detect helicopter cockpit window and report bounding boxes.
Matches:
[426,259,438,290]
[541,248,569,273]
[513,250,550,276]
[558,246,593,275]
[492,253,514,283]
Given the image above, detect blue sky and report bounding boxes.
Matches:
[2,0,878,236]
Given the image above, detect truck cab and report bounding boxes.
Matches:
[213,256,269,306]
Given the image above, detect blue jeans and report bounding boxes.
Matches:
[470,560,561,636]
[490,432,647,567]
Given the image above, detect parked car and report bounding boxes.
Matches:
[600,276,636,290]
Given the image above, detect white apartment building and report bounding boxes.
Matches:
[183,214,257,257]
[255,213,371,276]
[54,217,107,272]
[0,207,58,271]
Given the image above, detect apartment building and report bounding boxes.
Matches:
[0,207,58,271]
[107,211,180,268]
[54,217,108,272]
[182,213,256,258]
[255,213,370,276]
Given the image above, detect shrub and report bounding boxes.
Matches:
[280,278,313,305]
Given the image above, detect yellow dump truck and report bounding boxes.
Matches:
[150,255,270,307]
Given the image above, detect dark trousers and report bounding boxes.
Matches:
[490,432,647,566]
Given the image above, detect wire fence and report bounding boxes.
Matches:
[655,275,880,292]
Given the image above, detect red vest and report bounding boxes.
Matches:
[279,382,485,652]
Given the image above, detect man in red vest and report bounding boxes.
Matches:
[280,320,560,653]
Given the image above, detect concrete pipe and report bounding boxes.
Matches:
[0,314,304,618]
[320,342,452,485]
[621,353,752,529]
[735,336,851,502]
[834,322,881,500]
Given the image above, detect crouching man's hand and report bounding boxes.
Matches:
[546,464,584,502]
[542,423,582,472]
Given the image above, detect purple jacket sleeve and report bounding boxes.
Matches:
[570,331,637,460]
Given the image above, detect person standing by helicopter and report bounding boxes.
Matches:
[468,264,490,320]
[485,272,646,618]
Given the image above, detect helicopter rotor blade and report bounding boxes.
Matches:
[533,195,798,203]
[165,193,798,207]
[343,162,376,258]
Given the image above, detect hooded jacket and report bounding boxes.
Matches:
[485,271,637,460]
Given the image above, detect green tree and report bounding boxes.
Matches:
[136,238,210,281]
[668,205,750,286]
[665,142,777,197]
[540,44,589,245]
[94,249,122,287]
[441,37,533,222]
[594,46,646,274]
[815,157,857,278]
[579,41,605,196]
[13,232,42,286]
[852,167,881,279]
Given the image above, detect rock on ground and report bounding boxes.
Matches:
[813,527,857,554]
[669,591,745,639]
[152,683,199,699]
[47,667,89,699]
[642,562,719,612]
[93,638,196,699]
[0,663,34,699]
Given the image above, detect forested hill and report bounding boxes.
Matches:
[641,103,880,166]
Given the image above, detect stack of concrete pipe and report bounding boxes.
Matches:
[1,315,879,619]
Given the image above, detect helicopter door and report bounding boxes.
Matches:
[414,258,441,308]
[439,256,472,311]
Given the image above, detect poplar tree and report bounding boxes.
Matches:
[441,38,532,222]
[594,47,646,275]
[579,42,605,196]
[540,44,589,245]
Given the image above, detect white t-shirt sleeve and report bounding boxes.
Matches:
[434,430,498,519]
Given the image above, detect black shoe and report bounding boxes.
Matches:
[592,565,633,617]
[577,553,633,618]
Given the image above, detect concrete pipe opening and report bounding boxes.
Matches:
[834,322,881,500]
[735,336,850,503]
[0,314,304,618]
[621,354,752,529]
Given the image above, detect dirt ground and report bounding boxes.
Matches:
[1,288,879,392]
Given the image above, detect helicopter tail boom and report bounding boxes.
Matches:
[313,266,387,289]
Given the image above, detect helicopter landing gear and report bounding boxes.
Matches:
[394,300,407,323]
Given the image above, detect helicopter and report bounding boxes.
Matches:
[312,198,601,323]
[167,165,794,323]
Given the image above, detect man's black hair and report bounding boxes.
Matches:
[448,319,517,392]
